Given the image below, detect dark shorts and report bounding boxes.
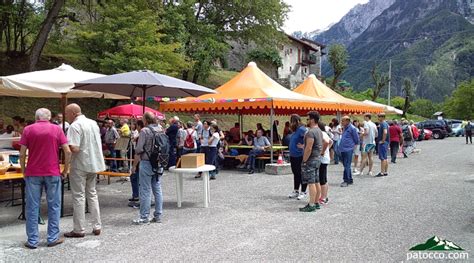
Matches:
[378,142,388,160]
[302,158,321,184]
[319,163,328,185]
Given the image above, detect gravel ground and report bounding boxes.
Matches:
[0,137,473,262]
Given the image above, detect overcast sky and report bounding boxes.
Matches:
[283,0,369,33]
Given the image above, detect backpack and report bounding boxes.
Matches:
[145,126,170,175]
[184,129,195,149]
[402,125,412,141]
[411,125,420,139]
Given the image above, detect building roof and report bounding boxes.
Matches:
[301,38,326,49]
[286,35,319,52]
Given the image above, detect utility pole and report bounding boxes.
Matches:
[388,59,392,106]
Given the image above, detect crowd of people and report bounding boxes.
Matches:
[285,112,429,212]
[7,105,474,247]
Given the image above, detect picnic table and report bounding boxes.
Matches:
[0,164,70,220]
[228,145,288,150]
[0,171,25,219]
[169,165,215,208]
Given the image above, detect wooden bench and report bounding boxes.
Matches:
[97,171,131,185]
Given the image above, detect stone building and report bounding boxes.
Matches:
[225,34,326,88]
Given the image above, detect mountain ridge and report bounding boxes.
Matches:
[312,0,474,102]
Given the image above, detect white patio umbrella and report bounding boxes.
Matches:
[0,64,126,99]
[0,64,128,131]
[362,100,403,115]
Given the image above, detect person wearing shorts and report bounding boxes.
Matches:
[318,121,333,205]
[376,113,390,177]
[355,114,378,176]
[299,111,324,212]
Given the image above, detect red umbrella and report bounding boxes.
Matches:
[98,104,165,120]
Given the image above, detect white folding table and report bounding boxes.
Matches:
[168,165,215,208]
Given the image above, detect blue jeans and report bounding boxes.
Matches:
[208,147,217,176]
[333,140,340,164]
[130,165,139,199]
[106,143,117,171]
[139,161,163,220]
[25,176,61,247]
[247,149,265,170]
[341,150,353,183]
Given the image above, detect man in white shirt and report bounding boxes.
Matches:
[355,114,378,176]
[63,104,105,238]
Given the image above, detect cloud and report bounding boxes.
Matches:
[283,0,369,33]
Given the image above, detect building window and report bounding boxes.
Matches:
[304,68,307,73]
[290,48,292,54]
[290,66,292,71]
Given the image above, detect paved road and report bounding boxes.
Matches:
[0,137,472,262]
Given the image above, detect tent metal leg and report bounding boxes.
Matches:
[270,106,274,164]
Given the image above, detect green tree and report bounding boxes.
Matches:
[370,64,389,101]
[409,99,438,118]
[247,47,283,68]
[402,78,414,118]
[443,79,474,119]
[74,0,187,75]
[160,0,289,83]
[0,0,65,72]
[328,44,349,90]
[391,96,405,110]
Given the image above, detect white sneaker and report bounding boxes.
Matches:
[288,191,299,198]
[353,171,362,176]
[353,168,359,173]
[297,192,307,200]
[132,218,150,225]
[368,171,373,176]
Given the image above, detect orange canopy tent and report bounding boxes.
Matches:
[160,62,344,163]
[293,74,384,114]
[159,62,340,115]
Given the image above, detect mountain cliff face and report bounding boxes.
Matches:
[318,0,474,102]
[313,0,396,46]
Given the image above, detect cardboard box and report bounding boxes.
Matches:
[179,153,205,168]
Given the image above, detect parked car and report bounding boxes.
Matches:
[415,127,433,141]
[446,119,461,136]
[451,123,465,137]
[416,120,448,139]
[423,129,433,140]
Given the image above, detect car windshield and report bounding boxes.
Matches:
[452,123,461,128]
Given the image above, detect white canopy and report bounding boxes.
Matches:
[362,100,403,115]
[0,64,127,99]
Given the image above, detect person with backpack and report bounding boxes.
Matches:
[183,121,198,155]
[401,119,414,158]
[131,112,167,225]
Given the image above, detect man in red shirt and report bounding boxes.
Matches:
[388,120,403,164]
[229,123,241,143]
[19,108,71,249]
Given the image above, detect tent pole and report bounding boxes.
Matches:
[61,93,67,132]
[238,112,243,140]
[142,87,146,114]
[270,105,274,164]
[337,111,341,123]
